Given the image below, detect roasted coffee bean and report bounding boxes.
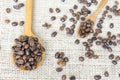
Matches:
[107,31,111,37]
[49,8,53,13]
[60,52,65,58]
[70,75,76,80]
[12,22,18,26]
[51,31,57,37]
[115,1,119,5]
[63,57,69,62]
[5,19,10,24]
[94,75,101,80]
[82,42,88,46]
[87,2,91,7]
[60,24,65,31]
[13,5,20,10]
[110,23,114,28]
[6,8,11,13]
[69,9,74,13]
[60,18,65,22]
[13,0,18,2]
[72,13,77,17]
[112,60,117,65]
[93,55,99,59]
[56,8,61,13]
[36,56,41,62]
[55,52,61,59]
[42,22,51,29]
[18,3,24,8]
[56,67,63,72]
[16,51,24,55]
[16,58,24,65]
[61,0,65,2]
[79,56,84,62]
[62,75,66,80]
[81,17,85,21]
[109,54,114,60]
[19,21,24,26]
[97,23,102,29]
[104,71,109,77]
[111,35,116,40]
[70,25,75,29]
[75,39,80,45]
[108,15,112,19]
[73,4,78,10]
[69,18,75,22]
[106,6,110,10]
[87,39,93,43]
[51,16,56,21]
[115,56,120,61]
[96,41,101,45]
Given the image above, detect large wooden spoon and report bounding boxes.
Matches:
[12,0,44,71]
[78,0,108,37]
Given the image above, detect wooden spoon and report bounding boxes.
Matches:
[12,0,44,71]
[78,0,108,37]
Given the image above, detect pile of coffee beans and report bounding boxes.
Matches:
[12,35,45,70]
[79,19,94,38]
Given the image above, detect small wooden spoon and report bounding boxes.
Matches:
[78,0,108,37]
[12,0,44,71]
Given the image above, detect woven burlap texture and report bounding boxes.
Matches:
[0,0,120,80]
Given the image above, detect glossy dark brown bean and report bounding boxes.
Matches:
[70,75,76,80]
[63,57,69,62]
[12,22,18,26]
[51,31,57,37]
[6,8,11,13]
[109,54,114,60]
[56,8,61,13]
[62,75,66,80]
[94,75,101,80]
[79,56,84,62]
[75,39,80,45]
[115,56,120,61]
[49,8,53,13]
[51,16,56,21]
[73,4,78,10]
[56,67,63,72]
[18,3,24,8]
[19,21,24,26]
[112,60,117,65]
[104,71,109,77]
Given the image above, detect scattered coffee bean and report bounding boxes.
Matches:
[62,75,66,80]
[12,22,18,26]
[104,71,109,77]
[19,21,24,26]
[79,56,84,62]
[73,4,78,10]
[109,54,114,60]
[112,60,117,65]
[51,16,56,21]
[5,19,10,24]
[69,18,75,22]
[110,23,114,28]
[6,8,11,13]
[108,15,112,19]
[69,9,74,13]
[75,39,80,45]
[56,8,61,13]
[51,31,57,37]
[94,75,101,80]
[13,5,21,10]
[115,56,120,61]
[49,8,53,13]
[18,3,24,8]
[61,0,65,2]
[42,22,51,29]
[70,75,76,80]
[60,24,65,31]
[56,67,63,72]
[13,0,18,3]
[63,57,69,62]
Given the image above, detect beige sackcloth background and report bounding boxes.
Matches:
[0,0,120,80]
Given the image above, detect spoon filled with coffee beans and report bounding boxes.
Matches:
[78,0,108,38]
[12,0,45,71]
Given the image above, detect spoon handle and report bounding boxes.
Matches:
[24,0,33,36]
[91,0,108,21]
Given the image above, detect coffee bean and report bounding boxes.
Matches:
[96,41,101,45]
[13,0,18,3]
[61,0,65,2]
[70,75,76,80]
[106,6,110,10]
[115,1,119,5]
[107,31,111,37]
[110,23,114,28]
[19,21,24,26]
[69,9,74,13]
[79,56,84,62]
[36,56,41,62]
[49,8,53,13]
[60,18,65,22]
[16,58,24,65]
[115,56,120,61]
[70,25,75,29]
[16,51,24,55]
[104,71,109,77]
[111,35,116,40]
[87,39,93,43]
[94,75,101,80]
[76,12,81,20]
[18,3,24,8]
[51,31,57,37]
[83,42,88,46]
[63,57,69,62]
[112,60,117,65]
[75,39,80,45]
[108,15,112,19]
[13,5,20,10]
[69,18,75,22]
[62,75,66,80]
[12,22,18,26]
[56,8,61,13]
[55,52,61,59]
[87,2,91,7]
[109,54,114,60]
[56,67,63,72]
[5,19,10,24]
[60,24,65,31]
[119,73,120,77]
[93,55,99,59]
[51,16,56,21]
[6,8,11,13]
[73,4,78,10]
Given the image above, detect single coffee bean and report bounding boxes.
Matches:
[112,60,117,65]
[49,8,53,13]
[55,52,61,59]
[69,18,75,22]
[109,54,114,60]
[12,22,18,26]
[60,17,65,22]
[13,0,18,3]
[61,0,65,2]
[63,57,69,62]
[108,15,112,19]
[104,71,109,77]
[93,55,99,59]
[107,31,111,37]
[96,41,101,45]
[56,67,63,72]
[19,21,24,26]
[56,8,61,13]
[69,9,74,13]
[70,75,76,80]
[59,52,65,58]
[62,75,66,80]
[6,8,11,13]
[18,3,24,8]
[60,24,65,31]
[16,58,24,65]
[111,35,116,40]
[51,31,57,37]
[5,19,10,24]
[115,56,120,61]
[75,39,80,45]
[73,4,78,10]
[13,5,20,10]
[79,56,84,62]
[110,23,114,28]
[94,75,101,80]
[51,16,56,21]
